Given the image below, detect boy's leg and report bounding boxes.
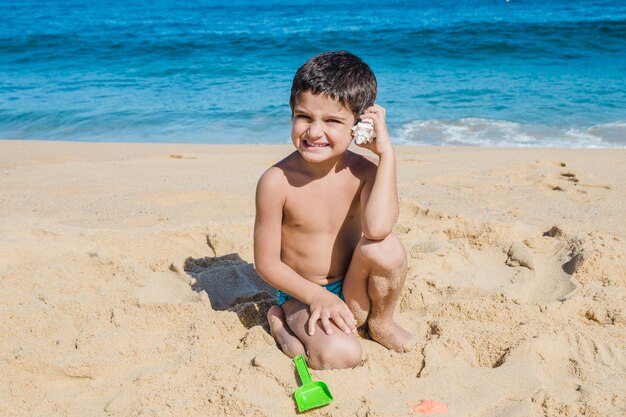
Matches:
[267,305,306,358]
[272,298,362,370]
[342,233,417,352]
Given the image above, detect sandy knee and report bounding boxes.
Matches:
[359,233,407,271]
[346,299,369,327]
[308,337,362,370]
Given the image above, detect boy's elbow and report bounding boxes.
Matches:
[253,258,278,283]
[254,260,270,278]
[362,209,399,241]
[362,223,394,241]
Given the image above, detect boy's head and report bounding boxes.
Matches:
[289,51,377,121]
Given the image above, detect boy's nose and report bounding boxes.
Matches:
[308,122,324,138]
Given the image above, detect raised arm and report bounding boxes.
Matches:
[356,104,399,240]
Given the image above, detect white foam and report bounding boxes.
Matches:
[395,118,626,148]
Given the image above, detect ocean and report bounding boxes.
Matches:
[1,0,625,147]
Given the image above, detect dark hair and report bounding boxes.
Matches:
[289,51,377,120]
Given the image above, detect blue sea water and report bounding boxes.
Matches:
[1,0,625,147]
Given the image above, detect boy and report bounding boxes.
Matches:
[254,51,415,370]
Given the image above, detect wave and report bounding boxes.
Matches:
[395,118,626,148]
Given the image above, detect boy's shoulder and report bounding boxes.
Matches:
[257,150,378,188]
[256,153,297,193]
[282,150,378,174]
[347,150,378,169]
[257,163,286,189]
[257,152,298,184]
[343,150,379,182]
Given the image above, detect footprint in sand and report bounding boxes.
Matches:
[512,161,611,194]
[398,200,585,303]
[550,170,611,193]
[503,226,590,302]
[560,172,579,183]
[545,171,580,192]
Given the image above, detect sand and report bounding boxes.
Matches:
[1,140,625,417]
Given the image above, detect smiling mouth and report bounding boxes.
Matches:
[304,140,329,148]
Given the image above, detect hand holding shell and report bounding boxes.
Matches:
[351,119,376,145]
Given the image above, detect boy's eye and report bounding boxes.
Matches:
[296,115,310,119]
[328,119,341,124]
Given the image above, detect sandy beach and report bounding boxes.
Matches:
[1,140,625,417]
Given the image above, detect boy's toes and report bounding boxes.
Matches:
[401,334,420,352]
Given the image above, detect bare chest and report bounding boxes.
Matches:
[283,175,362,233]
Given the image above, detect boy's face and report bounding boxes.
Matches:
[291,91,356,164]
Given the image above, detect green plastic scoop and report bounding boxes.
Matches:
[293,355,334,412]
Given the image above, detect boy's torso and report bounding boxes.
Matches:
[277,151,371,285]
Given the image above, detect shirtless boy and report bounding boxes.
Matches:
[254,51,415,370]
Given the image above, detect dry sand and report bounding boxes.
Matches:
[1,140,625,417]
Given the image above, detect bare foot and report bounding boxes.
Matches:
[368,319,418,353]
[267,305,306,358]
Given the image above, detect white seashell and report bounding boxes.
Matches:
[351,119,376,145]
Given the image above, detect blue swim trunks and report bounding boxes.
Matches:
[276,279,344,306]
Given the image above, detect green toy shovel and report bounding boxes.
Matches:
[293,355,334,412]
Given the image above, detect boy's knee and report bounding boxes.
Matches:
[359,233,407,271]
[309,337,362,370]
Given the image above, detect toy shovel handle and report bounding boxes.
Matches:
[294,355,313,385]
